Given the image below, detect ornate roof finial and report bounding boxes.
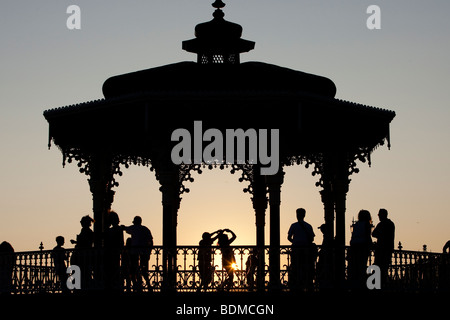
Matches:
[182,1,255,64]
[212,0,225,19]
[212,0,226,9]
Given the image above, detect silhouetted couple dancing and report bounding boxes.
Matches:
[198,228,236,292]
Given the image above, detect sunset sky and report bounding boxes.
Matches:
[1,1,449,253]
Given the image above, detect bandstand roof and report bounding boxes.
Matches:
[43,3,395,170]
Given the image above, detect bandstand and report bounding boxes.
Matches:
[43,1,395,290]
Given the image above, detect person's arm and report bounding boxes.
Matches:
[372,223,380,239]
[225,229,237,244]
[443,240,450,253]
[287,225,294,244]
[121,225,132,235]
[148,229,154,248]
[210,229,222,242]
[307,224,315,242]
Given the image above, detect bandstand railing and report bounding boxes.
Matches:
[1,245,449,294]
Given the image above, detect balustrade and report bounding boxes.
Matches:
[1,246,449,294]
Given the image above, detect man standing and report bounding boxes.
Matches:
[288,208,316,290]
[123,216,153,291]
[372,208,395,288]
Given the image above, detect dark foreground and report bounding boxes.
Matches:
[2,290,449,319]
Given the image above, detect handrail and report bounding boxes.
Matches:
[1,246,449,294]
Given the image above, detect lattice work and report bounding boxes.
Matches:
[212,54,224,63]
[199,53,239,64]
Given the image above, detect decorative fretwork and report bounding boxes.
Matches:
[63,148,91,175]
[178,164,203,195]
[283,154,326,187]
[230,163,256,195]
[283,147,373,188]
[61,147,153,189]
[351,146,372,173]
[172,161,260,196]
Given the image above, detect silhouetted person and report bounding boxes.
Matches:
[218,229,237,290]
[288,208,316,291]
[52,236,68,292]
[197,230,221,292]
[104,210,124,291]
[372,208,395,288]
[349,210,373,289]
[443,241,450,254]
[121,238,133,292]
[70,215,94,289]
[123,216,153,291]
[70,215,94,249]
[245,248,258,291]
[0,241,15,294]
[441,240,450,290]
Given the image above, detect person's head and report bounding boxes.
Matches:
[318,223,332,236]
[358,210,372,223]
[378,208,388,221]
[56,236,65,246]
[132,216,142,226]
[202,232,211,241]
[80,215,94,228]
[0,241,14,253]
[109,211,120,226]
[218,233,229,245]
[296,208,306,222]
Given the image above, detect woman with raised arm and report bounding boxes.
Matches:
[218,229,237,290]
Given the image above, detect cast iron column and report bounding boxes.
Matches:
[319,182,335,288]
[88,153,115,248]
[251,169,268,291]
[266,169,284,291]
[159,168,180,291]
[331,153,350,288]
